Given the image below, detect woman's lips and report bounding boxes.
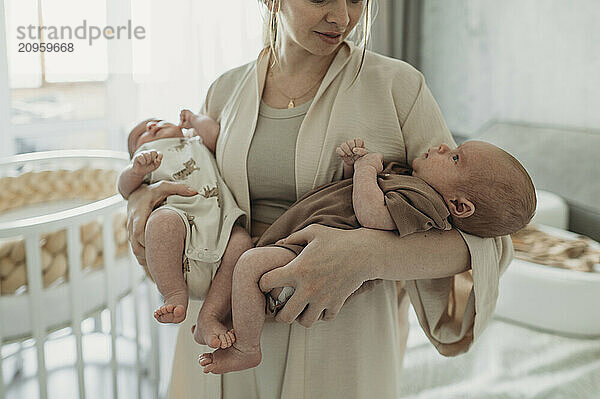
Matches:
[316,31,342,44]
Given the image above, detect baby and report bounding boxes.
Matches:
[198,138,536,374]
[118,112,254,350]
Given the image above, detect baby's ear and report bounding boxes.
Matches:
[445,196,475,219]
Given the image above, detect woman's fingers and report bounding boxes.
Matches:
[130,238,147,266]
[276,224,319,246]
[275,293,308,324]
[298,304,326,328]
[259,266,295,293]
[322,303,343,321]
[156,180,198,201]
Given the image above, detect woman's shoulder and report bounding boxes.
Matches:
[202,50,265,117]
[211,48,268,89]
[211,58,257,90]
[343,47,425,105]
[358,49,423,83]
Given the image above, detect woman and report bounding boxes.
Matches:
[127,0,513,397]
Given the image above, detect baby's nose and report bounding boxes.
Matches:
[438,144,451,153]
[146,120,164,133]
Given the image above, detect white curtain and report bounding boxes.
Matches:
[130,0,263,130]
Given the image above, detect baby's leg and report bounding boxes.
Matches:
[145,208,188,324]
[199,246,296,374]
[193,224,253,349]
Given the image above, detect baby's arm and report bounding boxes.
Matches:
[118,150,163,199]
[180,110,220,154]
[352,152,397,231]
[336,138,365,179]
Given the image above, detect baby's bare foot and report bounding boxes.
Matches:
[154,290,188,324]
[192,311,235,349]
[198,343,262,374]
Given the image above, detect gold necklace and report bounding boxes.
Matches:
[268,63,330,109]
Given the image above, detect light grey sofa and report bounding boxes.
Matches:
[454,121,600,241]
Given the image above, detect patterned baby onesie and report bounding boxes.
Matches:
[134,136,246,299]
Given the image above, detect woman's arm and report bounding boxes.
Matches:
[259,224,469,327]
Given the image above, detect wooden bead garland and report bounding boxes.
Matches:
[0,168,129,295]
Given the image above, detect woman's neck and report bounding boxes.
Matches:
[273,35,340,77]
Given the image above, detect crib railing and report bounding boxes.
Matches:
[0,150,160,399]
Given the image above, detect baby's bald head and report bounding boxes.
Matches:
[451,141,537,237]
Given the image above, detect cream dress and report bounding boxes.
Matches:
[167,41,513,398]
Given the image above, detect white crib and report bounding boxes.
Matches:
[0,150,160,399]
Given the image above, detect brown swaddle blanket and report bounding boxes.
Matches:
[257,161,452,251]
[256,161,453,313]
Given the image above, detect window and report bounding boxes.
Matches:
[0,0,265,156]
[6,0,108,126]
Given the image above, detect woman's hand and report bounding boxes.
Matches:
[126,181,197,266]
[258,224,374,328]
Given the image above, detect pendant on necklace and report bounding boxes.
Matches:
[287,99,295,109]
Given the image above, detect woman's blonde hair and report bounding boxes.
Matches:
[257,0,376,84]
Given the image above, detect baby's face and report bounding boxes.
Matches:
[411,141,501,198]
[128,119,184,156]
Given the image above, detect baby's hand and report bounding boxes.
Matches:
[133,150,163,175]
[354,152,384,173]
[180,109,199,129]
[336,138,365,166]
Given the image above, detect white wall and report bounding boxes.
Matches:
[420,0,600,136]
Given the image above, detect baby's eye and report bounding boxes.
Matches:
[452,154,459,163]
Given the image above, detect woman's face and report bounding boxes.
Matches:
[276,0,366,56]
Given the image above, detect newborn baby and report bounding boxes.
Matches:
[198,138,536,374]
[118,113,253,350]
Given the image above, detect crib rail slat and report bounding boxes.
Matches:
[129,253,143,399]
[0,332,5,399]
[67,225,86,399]
[24,232,48,399]
[147,284,160,399]
[1,151,160,398]
[102,214,119,399]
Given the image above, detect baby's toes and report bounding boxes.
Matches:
[198,353,213,367]
[203,364,216,374]
[227,329,236,344]
[218,334,229,348]
[207,335,221,349]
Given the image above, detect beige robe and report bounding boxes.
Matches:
[168,40,513,398]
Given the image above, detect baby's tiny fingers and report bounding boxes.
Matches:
[352,147,368,157]
[340,142,353,157]
[355,138,365,148]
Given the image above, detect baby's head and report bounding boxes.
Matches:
[412,141,536,237]
[128,118,184,157]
